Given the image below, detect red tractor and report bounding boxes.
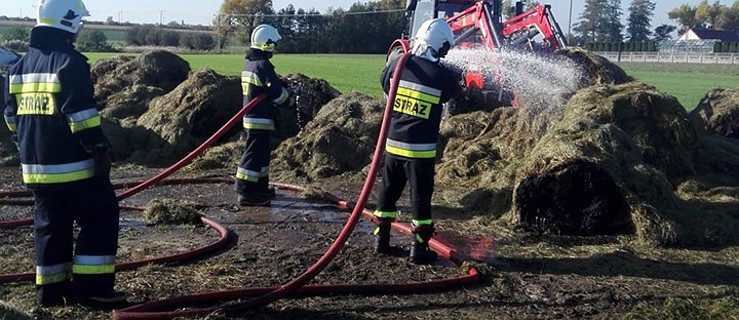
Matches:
[388,0,568,108]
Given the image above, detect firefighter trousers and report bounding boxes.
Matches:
[235,130,271,198]
[376,154,435,222]
[32,177,120,303]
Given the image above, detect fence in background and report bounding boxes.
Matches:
[595,51,738,64]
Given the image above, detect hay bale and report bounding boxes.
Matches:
[689,87,739,139]
[509,82,738,246]
[272,91,383,180]
[555,47,632,87]
[143,198,202,225]
[132,69,242,165]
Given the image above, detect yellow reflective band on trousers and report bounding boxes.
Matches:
[412,219,433,226]
[72,264,115,275]
[21,159,95,184]
[72,255,116,275]
[235,166,268,183]
[373,210,397,219]
[66,108,102,133]
[385,139,437,159]
[36,262,72,285]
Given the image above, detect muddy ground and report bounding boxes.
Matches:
[0,163,737,320]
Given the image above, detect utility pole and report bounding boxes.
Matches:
[159,10,165,25]
[568,0,573,38]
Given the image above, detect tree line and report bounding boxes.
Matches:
[573,0,739,44]
[215,0,405,53]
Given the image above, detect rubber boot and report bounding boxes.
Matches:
[410,225,437,265]
[374,218,393,254]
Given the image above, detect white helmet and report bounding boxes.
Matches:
[411,18,454,62]
[251,24,281,52]
[36,0,89,34]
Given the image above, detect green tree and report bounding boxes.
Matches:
[715,1,739,30]
[76,29,114,52]
[653,24,677,42]
[215,0,275,48]
[626,0,655,41]
[574,0,606,43]
[695,0,721,28]
[605,0,624,42]
[669,3,702,35]
[3,26,30,42]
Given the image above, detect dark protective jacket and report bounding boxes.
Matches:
[3,27,106,187]
[241,48,289,131]
[381,55,461,159]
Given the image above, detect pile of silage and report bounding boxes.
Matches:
[509,82,739,246]
[271,91,384,180]
[129,69,242,165]
[689,87,739,139]
[274,73,341,141]
[93,51,190,121]
[555,47,633,86]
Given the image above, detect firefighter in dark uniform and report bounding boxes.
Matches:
[236,24,289,206]
[375,18,461,264]
[3,0,124,307]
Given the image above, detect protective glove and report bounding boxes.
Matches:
[92,151,112,179]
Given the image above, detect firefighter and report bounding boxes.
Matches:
[375,18,461,264]
[3,0,124,307]
[236,24,289,207]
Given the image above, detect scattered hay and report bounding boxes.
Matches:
[689,87,739,139]
[0,301,31,320]
[272,91,384,180]
[187,140,242,172]
[142,198,203,225]
[555,47,632,87]
[624,294,739,320]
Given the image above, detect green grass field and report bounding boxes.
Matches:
[83,53,737,108]
[618,62,739,110]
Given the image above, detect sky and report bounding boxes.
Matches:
[0,0,710,29]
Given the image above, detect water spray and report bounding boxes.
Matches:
[443,48,584,115]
